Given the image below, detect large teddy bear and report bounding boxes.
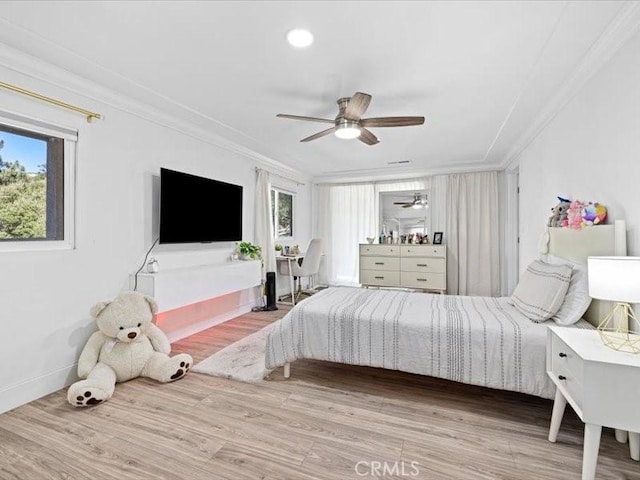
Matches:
[67,291,192,407]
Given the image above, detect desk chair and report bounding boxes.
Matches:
[280,238,323,306]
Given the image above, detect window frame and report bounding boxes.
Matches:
[271,187,295,240]
[0,111,76,252]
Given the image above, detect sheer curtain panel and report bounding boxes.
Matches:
[446,171,500,296]
[314,183,376,286]
[254,169,276,274]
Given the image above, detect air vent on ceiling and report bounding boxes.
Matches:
[387,160,411,165]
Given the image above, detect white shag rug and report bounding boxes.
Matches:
[192,323,276,383]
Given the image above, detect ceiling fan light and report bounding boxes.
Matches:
[286,29,314,48]
[334,126,361,140]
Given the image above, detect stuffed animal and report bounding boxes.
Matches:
[582,202,607,227]
[566,200,586,230]
[547,197,571,228]
[67,291,192,407]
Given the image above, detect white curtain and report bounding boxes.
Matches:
[314,185,332,285]
[446,171,500,296]
[254,169,276,274]
[314,183,376,286]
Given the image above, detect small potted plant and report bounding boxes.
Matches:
[274,243,283,256]
[236,241,262,260]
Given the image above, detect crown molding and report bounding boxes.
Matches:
[0,39,310,183]
[312,160,503,184]
[500,1,640,170]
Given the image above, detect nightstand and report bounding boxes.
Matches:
[547,326,640,480]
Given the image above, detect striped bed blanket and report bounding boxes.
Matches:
[265,286,591,399]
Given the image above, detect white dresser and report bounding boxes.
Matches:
[547,326,640,480]
[359,244,447,293]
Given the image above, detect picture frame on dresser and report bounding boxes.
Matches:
[433,232,443,245]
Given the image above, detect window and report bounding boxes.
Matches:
[0,112,76,251]
[271,188,294,238]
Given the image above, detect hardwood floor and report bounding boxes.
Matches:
[1,304,639,479]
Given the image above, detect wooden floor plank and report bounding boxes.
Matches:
[1,302,639,479]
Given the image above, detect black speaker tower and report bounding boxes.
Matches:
[265,271,278,311]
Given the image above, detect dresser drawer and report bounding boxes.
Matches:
[401,245,446,258]
[400,272,446,290]
[360,244,400,257]
[401,257,445,273]
[360,270,400,286]
[549,332,584,409]
[360,256,400,272]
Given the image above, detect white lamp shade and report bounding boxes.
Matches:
[588,256,640,303]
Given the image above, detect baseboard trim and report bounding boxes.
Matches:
[0,363,76,415]
[165,303,253,343]
[0,303,254,415]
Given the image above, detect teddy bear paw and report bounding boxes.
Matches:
[71,388,109,407]
[169,360,191,381]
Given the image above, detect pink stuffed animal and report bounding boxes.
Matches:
[566,200,585,230]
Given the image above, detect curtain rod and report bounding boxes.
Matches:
[256,167,305,186]
[0,81,102,123]
[314,176,431,187]
[314,169,502,187]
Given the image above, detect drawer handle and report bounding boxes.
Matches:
[417,263,428,267]
[375,262,385,265]
[374,276,385,280]
[558,353,567,358]
[558,375,566,381]
[417,278,427,282]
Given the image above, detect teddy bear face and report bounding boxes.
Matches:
[91,291,157,343]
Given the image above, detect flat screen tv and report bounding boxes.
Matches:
[159,168,243,244]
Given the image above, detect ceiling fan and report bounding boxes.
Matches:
[394,193,429,209]
[276,92,425,145]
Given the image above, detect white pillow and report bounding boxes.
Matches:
[543,254,592,326]
[511,259,572,323]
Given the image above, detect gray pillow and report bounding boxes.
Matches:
[543,254,592,326]
[511,260,572,323]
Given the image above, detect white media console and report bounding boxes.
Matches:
[131,260,262,312]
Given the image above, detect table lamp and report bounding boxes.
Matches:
[588,256,640,354]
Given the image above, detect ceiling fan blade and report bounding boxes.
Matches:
[358,127,379,145]
[300,127,336,142]
[276,114,335,124]
[360,116,425,128]
[344,92,372,120]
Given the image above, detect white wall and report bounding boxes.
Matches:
[0,56,311,413]
[518,31,640,271]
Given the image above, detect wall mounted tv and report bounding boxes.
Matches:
[159,168,243,244]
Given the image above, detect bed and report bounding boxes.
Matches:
[265,222,627,399]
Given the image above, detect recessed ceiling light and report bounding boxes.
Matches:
[286,29,314,48]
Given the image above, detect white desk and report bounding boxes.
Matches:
[547,326,640,480]
[276,254,305,306]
